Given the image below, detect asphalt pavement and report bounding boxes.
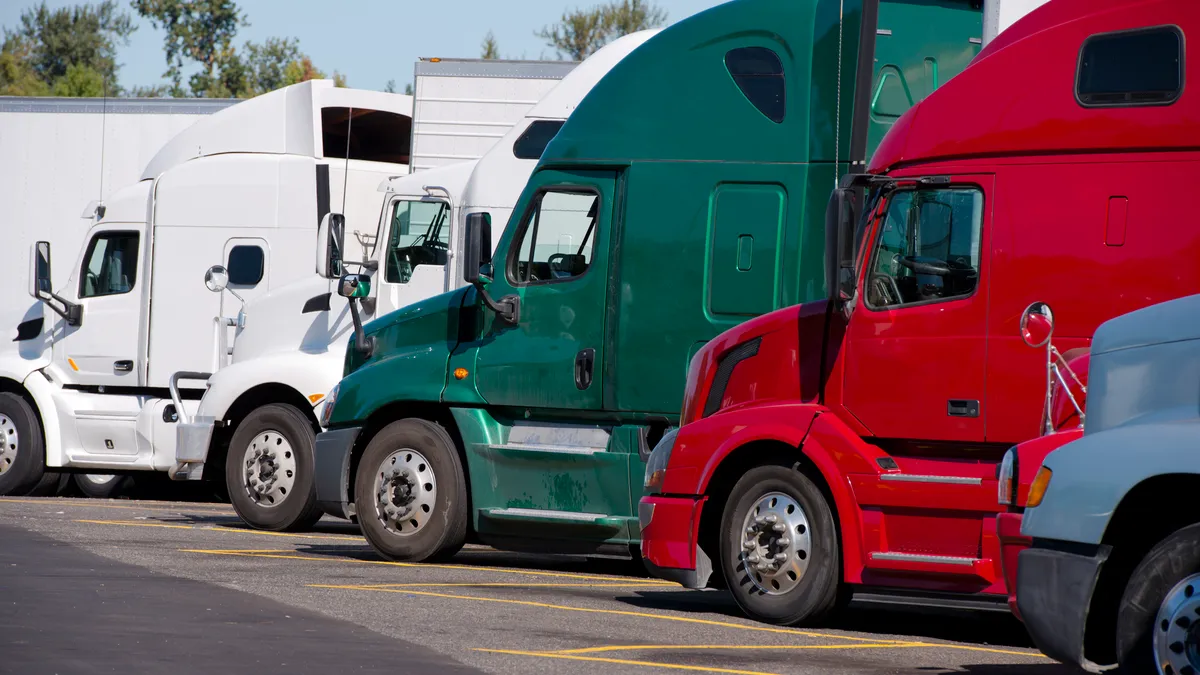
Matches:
[0,496,1077,675]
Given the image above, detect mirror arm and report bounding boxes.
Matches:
[40,292,81,327]
[347,298,375,358]
[473,281,519,325]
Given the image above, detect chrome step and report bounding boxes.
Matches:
[484,508,609,522]
[869,552,980,566]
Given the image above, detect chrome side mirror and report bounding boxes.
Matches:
[204,265,230,293]
[1020,301,1054,348]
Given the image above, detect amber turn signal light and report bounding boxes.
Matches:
[1027,467,1053,507]
[453,367,468,380]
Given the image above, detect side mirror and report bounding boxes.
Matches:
[1020,301,1054,348]
[462,212,493,285]
[316,213,346,279]
[337,273,372,299]
[824,187,856,301]
[204,265,230,293]
[29,241,51,299]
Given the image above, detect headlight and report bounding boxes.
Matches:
[997,447,1016,506]
[1027,467,1053,507]
[643,427,679,491]
[318,383,339,428]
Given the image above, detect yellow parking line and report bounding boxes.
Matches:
[554,642,924,654]
[312,584,903,643]
[77,519,362,541]
[476,648,778,675]
[2,497,234,515]
[342,581,675,589]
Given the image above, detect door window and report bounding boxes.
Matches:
[385,199,450,283]
[510,189,600,284]
[864,187,983,309]
[226,245,264,286]
[79,232,139,298]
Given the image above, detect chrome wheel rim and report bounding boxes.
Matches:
[372,448,437,537]
[241,430,297,508]
[737,491,812,595]
[1154,573,1200,675]
[83,474,117,486]
[0,414,18,476]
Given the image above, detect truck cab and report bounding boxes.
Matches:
[313,0,984,564]
[176,31,658,533]
[638,0,1200,627]
[1018,292,1200,674]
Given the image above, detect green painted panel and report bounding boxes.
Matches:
[708,183,786,318]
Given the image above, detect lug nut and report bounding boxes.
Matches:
[764,514,778,523]
[774,553,787,562]
[747,553,760,563]
[743,540,757,550]
[755,562,769,571]
[772,522,786,532]
[777,537,790,548]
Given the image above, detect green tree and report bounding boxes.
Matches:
[538,0,666,60]
[131,0,246,97]
[481,31,500,59]
[0,1,134,95]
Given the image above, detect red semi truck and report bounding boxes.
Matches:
[639,0,1200,626]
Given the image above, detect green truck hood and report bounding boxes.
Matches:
[330,286,475,425]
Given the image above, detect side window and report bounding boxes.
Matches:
[226,245,264,286]
[1077,26,1183,107]
[385,199,450,283]
[79,232,139,299]
[513,120,566,160]
[864,188,983,309]
[510,189,599,284]
[725,47,785,123]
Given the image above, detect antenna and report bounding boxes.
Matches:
[97,75,109,219]
[341,107,353,212]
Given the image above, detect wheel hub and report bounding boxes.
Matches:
[373,449,437,537]
[0,414,18,476]
[738,492,813,595]
[1155,573,1200,675]
[241,430,296,508]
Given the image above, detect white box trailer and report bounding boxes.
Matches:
[0,97,237,332]
[409,58,576,172]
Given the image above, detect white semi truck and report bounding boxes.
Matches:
[174,31,658,532]
[0,60,576,503]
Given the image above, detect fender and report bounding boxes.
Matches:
[19,369,65,468]
[197,350,346,424]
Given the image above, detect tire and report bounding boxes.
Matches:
[719,464,841,626]
[354,418,467,563]
[73,473,131,499]
[226,404,323,532]
[25,471,66,497]
[1115,523,1200,675]
[0,392,45,496]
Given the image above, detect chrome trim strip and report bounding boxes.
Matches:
[870,552,979,566]
[879,474,982,485]
[486,508,607,522]
[487,443,604,456]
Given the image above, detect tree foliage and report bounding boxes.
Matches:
[0,1,133,95]
[538,0,666,60]
[481,31,500,60]
[131,0,244,96]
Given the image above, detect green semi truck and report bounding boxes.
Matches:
[312,0,984,562]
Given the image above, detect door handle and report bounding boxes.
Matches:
[574,348,595,391]
[114,360,133,373]
[947,399,979,418]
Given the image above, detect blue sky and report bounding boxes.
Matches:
[1,1,728,93]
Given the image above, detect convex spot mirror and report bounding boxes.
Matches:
[317,213,346,279]
[462,212,493,285]
[1020,301,1055,348]
[338,273,372,299]
[29,241,51,299]
[204,265,230,293]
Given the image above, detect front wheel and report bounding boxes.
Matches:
[226,404,323,531]
[1116,523,1200,675]
[73,473,131,499]
[719,464,841,626]
[354,419,467,563]
[0,392,45,496]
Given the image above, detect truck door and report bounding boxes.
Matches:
[374,196,452,316]
[54,228,145,386]
[473,169,616,410]
[842,176,993,443]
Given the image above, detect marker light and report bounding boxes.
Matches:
[1027,467,1053,508]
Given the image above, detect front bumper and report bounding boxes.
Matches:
[638,495,711,589]
[1016,543,1110,670]
[314,426,361,520]
[996,512,1031,621]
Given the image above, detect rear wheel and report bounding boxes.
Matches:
[226,404,323,531]
[720,464,841,626]
[1116,523,1200,675]
[354,419,467,562]
[73,473,131,499]
[0,392,45,496]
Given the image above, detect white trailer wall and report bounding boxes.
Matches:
[409,59,577,172]
[0,97,236,335]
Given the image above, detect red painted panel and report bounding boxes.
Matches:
[1106,197,1128,247]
